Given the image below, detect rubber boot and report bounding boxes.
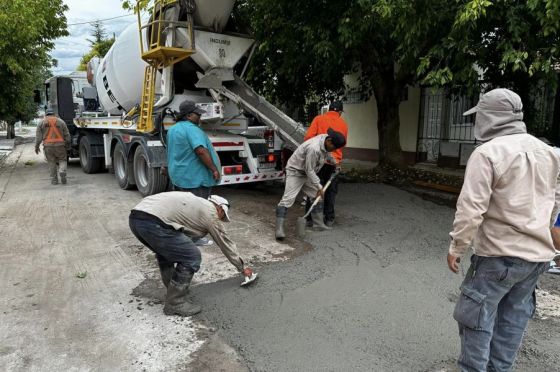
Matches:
[163,266,201,317]
[60,172,67,185]
[311,202,331,231]
[275,206,287,240]
[158,262,174,288]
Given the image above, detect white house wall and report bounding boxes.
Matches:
[343,86,421,163]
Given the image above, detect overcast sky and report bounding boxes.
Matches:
[51,0,136,75]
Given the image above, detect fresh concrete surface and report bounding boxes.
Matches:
[2,140,560,371]
[189,187,560,372]
[0,142,296,371]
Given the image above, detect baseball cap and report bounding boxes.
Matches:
[463,88,523,116]
[329,101,344,112]
[208,195,231,222]
[327,128,346,149]
[45,108,55,115]
[179,100,206,116]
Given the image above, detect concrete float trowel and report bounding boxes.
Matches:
[241,267,258,286]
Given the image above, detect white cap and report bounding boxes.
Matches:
[463,88,523,116]
[208,195,230,222]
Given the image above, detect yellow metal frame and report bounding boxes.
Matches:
[135,0,196,132]
[136,1,195,69]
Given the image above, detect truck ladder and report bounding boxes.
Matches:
[137,65,157,132]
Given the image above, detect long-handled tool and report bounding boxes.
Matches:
[296,170,339,238]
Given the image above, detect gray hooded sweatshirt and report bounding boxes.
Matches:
[449,89,560,262]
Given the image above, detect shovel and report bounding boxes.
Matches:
[296,170,339,238]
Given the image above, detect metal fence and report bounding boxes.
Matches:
[416,88,476,163]
[527,84,556,138]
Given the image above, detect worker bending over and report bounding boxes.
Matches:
[304,101,348,226]
[129,192,254,317]
[275,128,346,240]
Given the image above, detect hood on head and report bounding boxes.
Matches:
[464,88,526,142]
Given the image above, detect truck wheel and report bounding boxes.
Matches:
[79,136,103,174]
[133,145,167,196]
[113,142,135,190]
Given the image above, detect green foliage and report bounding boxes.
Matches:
[239,0,560,164]
[77,23,115,71]
[423,1,560,89]
[422,0,560,135]
[0,0,68,124]
[122,0,151,13]
[239,0,464,166]
[87,21,108,46]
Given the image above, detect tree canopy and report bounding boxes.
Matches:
[0,0,68,126]
[77,22,115,71]
[119,0,560,165]
[421,0,560,137]
[238,0,560,166]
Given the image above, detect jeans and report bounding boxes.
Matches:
[129,211,201,274]
[454,255,548,372]
[174,185,212,199]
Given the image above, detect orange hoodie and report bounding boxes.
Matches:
[304,111,348,164]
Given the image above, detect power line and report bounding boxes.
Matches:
[67,14,135,26]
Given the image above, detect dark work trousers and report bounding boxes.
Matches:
[129,210,201,274]
[306,164,337,223]
[174,185,212,199]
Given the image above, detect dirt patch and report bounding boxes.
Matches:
[341,164,464,190]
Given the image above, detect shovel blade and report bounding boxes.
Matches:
[296,217,307,238]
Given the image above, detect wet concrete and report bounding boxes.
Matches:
[190,184,560,371]
[0,142,296,371]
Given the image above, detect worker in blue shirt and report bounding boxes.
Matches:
[167,100,221,199]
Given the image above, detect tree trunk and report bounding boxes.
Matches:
[373,77,405,168]
[6,122,15,139]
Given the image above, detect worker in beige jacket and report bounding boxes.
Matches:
[35,109,71,185]
[129,192,255,317]
[275,128,346,240]
[447,88,560,372]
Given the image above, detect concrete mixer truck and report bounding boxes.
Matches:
[43,0,305,196]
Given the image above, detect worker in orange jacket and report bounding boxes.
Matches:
[304,101,348,227]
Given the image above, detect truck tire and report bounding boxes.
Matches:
[133,145,167,196]
[113,142,135,190]
[79,136,103,174]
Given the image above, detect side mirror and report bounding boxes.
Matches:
[33,90,41,104]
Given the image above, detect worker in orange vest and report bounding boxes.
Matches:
[35,109,71,185]
[304,101,349,227]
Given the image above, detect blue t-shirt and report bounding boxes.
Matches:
[166,121,219,189]
[555,213,560,228]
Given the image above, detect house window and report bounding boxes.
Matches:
[344,87,365,104]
